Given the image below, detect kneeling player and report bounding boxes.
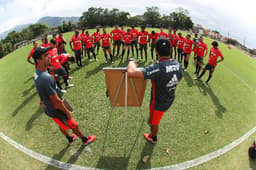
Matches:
[195,41,224,84]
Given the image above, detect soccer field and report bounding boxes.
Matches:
[0,27,256,169]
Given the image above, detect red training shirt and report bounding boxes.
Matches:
[92,32,101,43]
[138,31,149,44]
[177,37,185,49]
[130,29,138,40]
[49,48,62,69]
[100,33,111,47]
[123,32,133,44]
[196,41,208,57]
[208,47,223,66]
[110,29,122,41]
[183,39,194,53]
[70,35,82,50]
[84,35,94,48]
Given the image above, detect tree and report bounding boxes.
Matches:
[143,6,161,27]
[127,16,143,26]
[169,7,193,30]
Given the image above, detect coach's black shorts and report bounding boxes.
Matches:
[140,44,147,51]
[196,55,203,64]
[74,50,81,58]
[205,63,215,72]
[113,40,121,46]
[102,46,110,50]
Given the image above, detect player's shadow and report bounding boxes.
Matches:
[45,144,70,170]
[196,81,226,118]
[85,62,109,78]
[136,142,155,169]
[25,106,43,131]
[22,84,35,97]
[12,92,37,117]
[24,76,34,84]
[66,145,86,164]
[249,157,256,169]
[183,71,194,87]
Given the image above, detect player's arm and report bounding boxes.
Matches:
[216,51,224,64]
[27,57,35,65]
[127,60,144,78]
[49,93,72,120]
[69,41,73,51]
[204,47,208,57]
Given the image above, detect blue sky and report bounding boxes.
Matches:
[0,0,255,48]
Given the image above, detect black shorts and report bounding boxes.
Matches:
[196,55,203,64]
[86,48,94,52]
[94,42,100,47]
[140,44,147,51]
[124,43,131,46]
[54,67,67,80]
[102,46,110,50]
[178,49,183,53]
[113,40,121,46]
[205,63,215,72]
[131,40,138,46]
[151,43,156,51]
[183,52,190,58]
[74,50,81,58]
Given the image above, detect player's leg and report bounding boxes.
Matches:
[144,45,148,62]
[116,41,121,57]
[121,45,127,61]
[127,45,130,60]
[103,48,108,63]
[112,42,116,57]
[140,44,143,60]
[75,50,79,66]
[107,47,113,63]
[131,41,135,57]
[91,48,97,60]
[87,48,91,61]
[205,66,215,84]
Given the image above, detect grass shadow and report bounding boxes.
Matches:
[22,84,35,97]
[12,92,37,117]
[196,81,226,118]
[136,142,155,169]
[85,62,109,79]
[249,157,256,169]
[183,71,195,87]
[25,106,43,131]
[67,145,86,164]
[24,76,34,84]
[97,156,129,170]
[45,144,70,170]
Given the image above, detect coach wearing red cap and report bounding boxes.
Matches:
[32,47,96,145]
[127,38,183,144]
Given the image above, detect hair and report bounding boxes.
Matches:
[33,41,37,45]
[86,31,89,34]
[178,32,182,36]
[212,41,218,47]
[195,33,198,37]
[155,38,170,57]
[141,25,145,29]
[187,34,191,38]
[50,39,57,45]
[52,33,56,37]
[152,31,155,34]
[127,28,130,32]
[82,28,85,31]
[249,145,256,159]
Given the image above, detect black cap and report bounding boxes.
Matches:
[33,47,51,61]
[156,38,170,56]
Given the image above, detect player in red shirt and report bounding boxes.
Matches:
[158,27,167,38]
[41,36,51,48]
[166,27,174,58]
[27,41,38,66]
[57,33,67,54]
[183,34,194,71]
[110,25,122,58]
[100,27,113,63]
[177,32,185,63]
[120,26,126,48]
[92,26,101,55]
[195,41,224,84]
[194,36,208,76]
[49,39,73,93]
[69,30,83,67]
[172,29,178,60]
[80,28,87,57]
[193,33,199,61]
[130,25,139,58]
[149,31,159,60]
[84,31,97,61]
[120,28,133,62]
[138,25,149,61]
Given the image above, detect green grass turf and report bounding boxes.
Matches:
[0,27,256,169]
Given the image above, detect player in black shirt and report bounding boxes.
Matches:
[127,38,183,143]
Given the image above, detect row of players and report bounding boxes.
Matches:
[27,25,224,86]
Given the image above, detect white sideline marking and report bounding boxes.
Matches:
[1,127,256,170]
[0,132,94,170]
[152,126,256,170]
